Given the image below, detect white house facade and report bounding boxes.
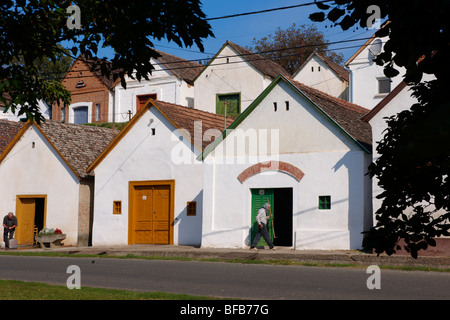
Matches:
[201,75,373,250]
[113,51,203,122]
[0,121,117,247]
[293,52,349,101]
[88,99,232,247]
[346,35,404,110]
[193,41,291,116]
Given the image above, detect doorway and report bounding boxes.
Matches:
[129,181,174,245]
[250,188,292,247]
[15,196,46,246]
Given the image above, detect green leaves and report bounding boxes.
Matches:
[1,0,213,121]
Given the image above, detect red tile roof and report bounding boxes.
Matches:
[155,50,205,85]
[0,119,24,156]
[153,100,234,150]
[226,41,291,79]
[288,78,372,150]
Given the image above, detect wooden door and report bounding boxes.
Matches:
[153,185,171,244]
[251,189,274,247]
[16,198,36,245]
[131,184,171,244]
[134,186,154,244]
[136,94,157,113]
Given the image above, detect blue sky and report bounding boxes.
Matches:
[100,0,377,66]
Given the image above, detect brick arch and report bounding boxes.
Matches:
[237,161,305,183]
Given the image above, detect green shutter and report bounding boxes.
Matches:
[251,189,274,247]
[217,93,240,117]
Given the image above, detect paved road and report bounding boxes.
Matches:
[1,255,450,299]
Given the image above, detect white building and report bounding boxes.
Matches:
[87,99,232,247]
[0,120,117,247]
[200,75,373,250]
[0,99,51,122]
[346,33,404,110]
[113,50,204,122]
[293,51,349,101]
[193,41,291,116]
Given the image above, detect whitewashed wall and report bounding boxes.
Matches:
[0,100,51,122]
[202,80,372,250]
[0,125,80,245]
[347,37,404,110]
[92,107,204,246]
[294,55,348,100]
[113,59,195,123]
[194,45,272,114]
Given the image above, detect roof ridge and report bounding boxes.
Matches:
[287,78,369,114]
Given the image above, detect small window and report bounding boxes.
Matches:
[318,196,331,210]
[285,101,290,111]
[151,128,156,136]
[113,201,122,215]
[318,66,321,72]
[61,107,66,123]
[187,201,197,216]
[311,66,314,72]
[95,104,100,122]
[378,78,391,94]
[273,102,277,112]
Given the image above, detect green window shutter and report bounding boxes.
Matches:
[318,196,331,210]
[217,93,240,117]
[251,189,274,247]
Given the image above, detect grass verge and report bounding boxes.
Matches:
[0,279,221,300]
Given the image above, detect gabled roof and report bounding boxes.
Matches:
[0,119,25,155]
[294,51,349,83]
[226,41,291,79]
[87,99,234,172]
[64,55,122,91]
[155,50,205,85]
[193,41,291,82]
[0,120,119,179]
[361,81,407,123]
[288,78,372,150]
[345,20,391,67]
[200,74,372,160]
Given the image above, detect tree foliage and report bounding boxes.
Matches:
[0,0,213,123]
[249,23,344,75]
[310,0,450,258]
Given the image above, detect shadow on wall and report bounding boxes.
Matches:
[175,190,203,247]
[333,151,368,249]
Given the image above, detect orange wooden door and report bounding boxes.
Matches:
[16,198,35,245]
[132,185,171,244]
[134,186,154,244]
[152,185,171,244]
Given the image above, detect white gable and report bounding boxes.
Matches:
[294,55,348,100]
[194,44,272,114]
[0,125,80,245]
[347,36,404,110]
[208,80,359,163]
[92,107,204,246]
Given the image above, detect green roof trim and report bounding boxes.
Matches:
[197,74,370,161]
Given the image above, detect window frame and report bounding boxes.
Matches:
[216,92,241,116]
[318,196,331,210]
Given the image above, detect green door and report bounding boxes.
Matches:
[216,93,240,118]
[251,189,274,247]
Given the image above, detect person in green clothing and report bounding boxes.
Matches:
[250,203,275,251]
